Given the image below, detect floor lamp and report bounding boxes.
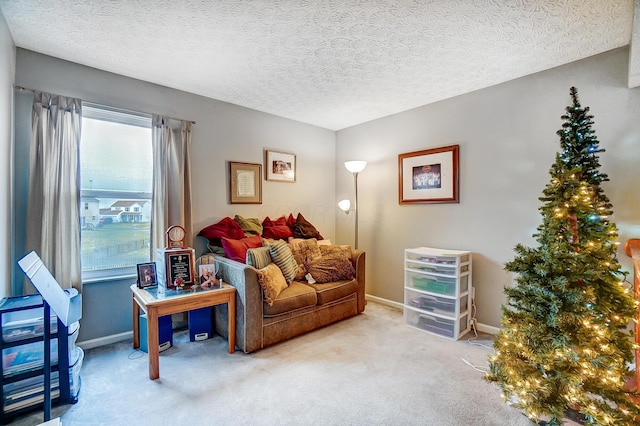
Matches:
[339,160,366,249]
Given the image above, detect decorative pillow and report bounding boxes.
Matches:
[263,216,287,227]
[268,239,298,283]
[293,213,323,240]
[234,215,263,237]
[317,239,332,246]
[289,238,322,281]
[220,235,263,263]
[305,255,356,284]
[246,247,272,269]
[206,244,226,257]
[198,217,245,244]
[263,225,293,239]
[286,213,296,229]
[257,263,288,306]
[319,244,352,261]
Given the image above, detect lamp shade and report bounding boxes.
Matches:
[344,161,367,173]
[338,199,351,212]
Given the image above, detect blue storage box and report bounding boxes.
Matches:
[188,307,212,342]
[139,314,172,353]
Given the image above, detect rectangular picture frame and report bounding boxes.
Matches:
[265,150,296,182]
[137,262,157,288]
[229,161,262,204]
[398,145,459,204]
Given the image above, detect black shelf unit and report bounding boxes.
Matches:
[0,294,80,423]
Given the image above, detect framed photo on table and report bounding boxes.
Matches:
[265,150,296,182]
[137,262,157,288]
[229,161,262,204]
[398,145,459,204]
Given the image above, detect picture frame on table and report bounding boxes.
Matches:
[398,145,459,204]
[137,262,157,288]
[229,161,262,204]
[265,150,296,182]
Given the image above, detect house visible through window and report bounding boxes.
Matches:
[80,104,152,278]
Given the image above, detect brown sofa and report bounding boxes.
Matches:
[202,240,366,353]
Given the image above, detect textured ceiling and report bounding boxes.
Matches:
[0,0,637,130]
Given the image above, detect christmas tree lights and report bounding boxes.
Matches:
[486,87,640,425]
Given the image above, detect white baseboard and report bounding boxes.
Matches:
[365,293,403,310]
[476,323,499,335]
[366,293,500,335]
[77,331,132,350]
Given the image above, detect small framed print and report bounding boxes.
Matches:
[137,262,157,288]
[265,150,296,182]
[399,145,459,204]
[229,161,262,204]
[199,264,221,289]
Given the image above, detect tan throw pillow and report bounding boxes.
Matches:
[289,238,322,281]
[257,263,288,306]
[319,244,352,261]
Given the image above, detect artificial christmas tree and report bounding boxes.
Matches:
[486,87,640,425]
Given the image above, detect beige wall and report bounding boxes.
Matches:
[336,47,640,329]
[0,11,15,298]
[13,48,335,341]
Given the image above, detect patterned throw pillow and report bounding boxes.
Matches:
[289,238,322,281]
[305,255,355,284]
[268,239,298,283]
[257,263,288,306]
[246,247,272,269]
[319,244,352,261]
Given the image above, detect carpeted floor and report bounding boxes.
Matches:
[11,302,548,426]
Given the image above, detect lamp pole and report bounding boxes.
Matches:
[353,171,359,250]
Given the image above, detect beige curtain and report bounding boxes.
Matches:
[25,91,82,293]
[150,115,193,259]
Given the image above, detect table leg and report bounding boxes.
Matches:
[132,297,140,349]
[147,309,160,380]
[228,294,236,354]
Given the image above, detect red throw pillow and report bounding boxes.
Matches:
[198,217,245,244]
[286,213,296,229]
[262,216,293,239]
[221,235,263,263]
[263,225,293,239]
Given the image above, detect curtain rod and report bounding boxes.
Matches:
[15,85,196,125]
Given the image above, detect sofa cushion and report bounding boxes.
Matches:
[257,263,289,306]
[292,213,323,240]
[246,246,272,269]
[234,215,263,237]
[305,254,355,284]
[268,239,298,283]
[263,281,317,317]
[289,238,321,281]
[221,235,263,263]
[319,244,352,260]
[198,217,245,244]
[308,279,358,305]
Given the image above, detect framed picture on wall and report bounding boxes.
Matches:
[229,161,262,204]
[265,150,296,182]
[398,145,459,204]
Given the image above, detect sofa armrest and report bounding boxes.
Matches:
[213,255,264,353]
[351,249,366,313]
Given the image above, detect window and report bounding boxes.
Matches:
[80,104,152,279]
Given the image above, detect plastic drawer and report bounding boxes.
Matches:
[2,347,83,413]
[1,309,58,343]
[405,288,467,317]
[405,251,459,265]
[2,322,81,377]
[405,308,469,339]
[405,271,457,296]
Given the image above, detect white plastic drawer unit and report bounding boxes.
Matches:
[404,247,473,340]
[1,307,59,343]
